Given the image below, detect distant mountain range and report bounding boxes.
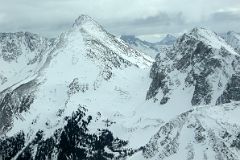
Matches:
[1,15,240,160]
[221,31,240,54]
[120,34,177,58]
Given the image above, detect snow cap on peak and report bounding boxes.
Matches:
[187,27,222,43]
[186,27,238,54]
[72,14,103,29]
[73,14,94,26]
[165,34,176,39]
[72,14,105,34]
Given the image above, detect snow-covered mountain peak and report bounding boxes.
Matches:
[147,27,240,107]
[0,14,153,137]
[190,27,216,36]
[73,14,96,27]
[185,27,237,54]
[64,15,153,68]
[0,14,157,160]
[157,34,177,45]
[72,14,107,37]
[2,14,240,160]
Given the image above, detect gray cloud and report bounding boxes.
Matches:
[105,12,187,36]
[131,12,185,26]
[0,0,239,40]
[210,10,240,22]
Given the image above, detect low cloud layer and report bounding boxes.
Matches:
[0,0,239,40]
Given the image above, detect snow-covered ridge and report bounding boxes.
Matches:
[140,102,240,160]
[72,14,108,38]
[1,15,240,160]
[0,32,53,92]
[147,27,240,107]
[70,15,153,68]
[188,28,238,55]
[0,15,155,158]
[222,31,240,54]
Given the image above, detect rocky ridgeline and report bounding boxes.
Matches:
[0,15,153,160]
[143,102,240,160]
[0,32,52,63]
[222,31,240,55]
[147,28,240,106]
[0,15,240,160]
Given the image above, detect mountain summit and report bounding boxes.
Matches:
[72,14,107,34]
[0,15,154,159]
[147,27,240,107]
[73,14,95,26]
[1,16,240,160]
[157,34,177,45]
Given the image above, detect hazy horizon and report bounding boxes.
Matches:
[0,0,240,42]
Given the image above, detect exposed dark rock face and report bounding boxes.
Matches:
[3,16,240,160]
[74,15,153,69]
[0,14,153,137]
[142,103,240,160]
[143,110,192,159]
[85,37,133,68]
[0,32,54,101]
[147,28,240,106]
[0,80,38,134]
[191,73,212,106]
[216,74,240,105]
[0,107,133,160]
[146,52,170,103]
[0,131,25,160]
[0,32,51,63]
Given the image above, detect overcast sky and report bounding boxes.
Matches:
[0,0,240,42]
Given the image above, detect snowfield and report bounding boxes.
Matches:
[1,15,240,160]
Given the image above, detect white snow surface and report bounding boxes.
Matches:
[190,28,238,56]
[1,16,240,160]
[136,102,240,160]
[222,31,240,54]
[5,15,158,151]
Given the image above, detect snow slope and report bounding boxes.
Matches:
[222,31,240,54]
[130,102,240,160]
[1,16,240,160]
[0,32,53,92]
[147,28,240,108]
[0,15,159,159]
